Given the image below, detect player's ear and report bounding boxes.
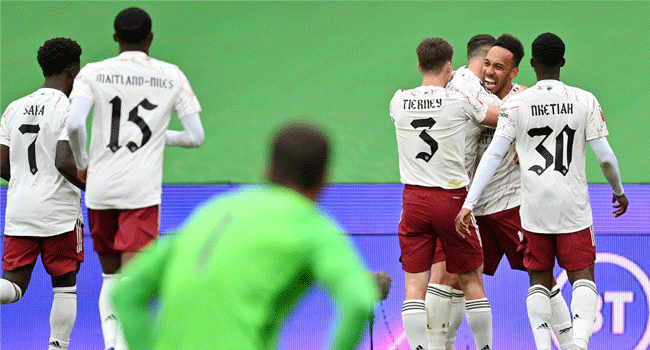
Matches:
[113,33,120,43]
[530,57,536,68]
[510,66,519,79]
[147,32,154,44]
[417,63,423,74]
[559,58,565,67]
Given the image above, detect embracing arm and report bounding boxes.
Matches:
[66,97,93,171]
[1,145,9,181]
[55,141,85,191]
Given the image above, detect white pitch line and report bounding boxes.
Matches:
[386,331,407,350]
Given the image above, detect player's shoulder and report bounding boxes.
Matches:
[563,83,599,105]
[147,56,187,78]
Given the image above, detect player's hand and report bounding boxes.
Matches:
[612,193,628,217]
[77,169,87,184]
[455,208,472,239]
[371,272,392,300]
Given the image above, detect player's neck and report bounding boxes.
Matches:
[497,82,514,99]
[535,67,560,82]
[42,78,71,96]
[118,44,149,55]
[466,59,484,80]
[421,74,447,88]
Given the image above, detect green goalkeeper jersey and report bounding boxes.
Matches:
[112,185,379,350]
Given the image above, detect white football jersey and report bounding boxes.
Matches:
[447,66,501,179]
[495,80,608,233]
[390,85,488,189]
[0,88,82,237]
[70,51,201,209]
[473,84,523,216]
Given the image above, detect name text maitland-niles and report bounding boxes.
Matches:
[95,74,174,89]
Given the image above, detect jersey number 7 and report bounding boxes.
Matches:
[19,123,40,174]
[107,96,157,153]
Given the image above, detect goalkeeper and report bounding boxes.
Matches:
[112,123,391,350]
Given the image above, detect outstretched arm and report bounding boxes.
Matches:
[67,97,93,171]
[166,113,205,148]
[588,137,627,217]
[456,136,511,236]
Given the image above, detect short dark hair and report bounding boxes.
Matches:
[416,38,454,73]
[492,34,524,67]
[467,34,496,61]
[36,38,82,77]
[532,32,565,67]
[114,7,152,44]
[270,123,329,191]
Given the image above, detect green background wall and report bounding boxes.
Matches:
[2,1,648,184]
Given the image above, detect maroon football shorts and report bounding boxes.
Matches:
[475,206,526,276]
[522,226,596,272]
[88,205,159,257]
[3,221,84,276]
[398,185,483,274]
[432,237,446,265]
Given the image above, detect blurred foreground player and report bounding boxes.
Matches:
[112,123,391,350]
[457,33,628,350]
[0,38,84,350]
[391,38,497,350]
[66,7,205,350]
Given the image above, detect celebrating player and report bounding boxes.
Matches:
[391,38,497,350]
[111,123,390,350]
[0,38,84,350]
[66,7,205,350]
[457,32,628,350]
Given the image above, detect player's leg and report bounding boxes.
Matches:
[89,208,122,350]
[1,235,39,303]
[113,205,160,350]
[425,241,456,350]
[43,223,84,350]
[522,230,557,350]
[558,227,597,350]
[435,188,491,350]
[446,279,464,350]
[493,207,574,349]
[399,185,435,350]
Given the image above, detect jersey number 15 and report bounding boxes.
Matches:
[107,96,157,153]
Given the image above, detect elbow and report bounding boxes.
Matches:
[189,130,205,148]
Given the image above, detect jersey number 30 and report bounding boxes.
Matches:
[411,117,438,162]
[527,125,576,176]
[107,96,157,153]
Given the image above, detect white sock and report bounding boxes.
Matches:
[527,285,552,350]
[446,289,465,350]
[100,273,120,350]
[49,285,77,350]
[571,280,598,350]
[0,279,22,304]
[424,284,452,350]
[402,300,427,350]
[550,284,574,350]
[114,276,131,350]
[465,298,492,350]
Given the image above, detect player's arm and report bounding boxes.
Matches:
[66,97,93,172]
[0,145,9,181]
[55,141,85,191]
[165,113,205,148]
[112,239,174,350]
[311,229,379,350]
[588,137,627,217]
[480,107,499,127]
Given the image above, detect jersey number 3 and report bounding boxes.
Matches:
[411,117,438,162]
[527,125,576,176]
[107,96,157,153]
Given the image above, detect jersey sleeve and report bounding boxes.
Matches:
[585,94,609,141]
[494,99,519,141]
[174,70,202,119]
[309,221,378,350]
[461,91,490,124]
[389,90,402,122]
[57,105,71,142]
[0,104,13,146]
[69,66,95,102]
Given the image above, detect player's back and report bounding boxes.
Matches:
[498,80,608,232]
[390,85,487,189]
[0,88,81,236]
[70,52,201,209]
[152,186,376,350]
